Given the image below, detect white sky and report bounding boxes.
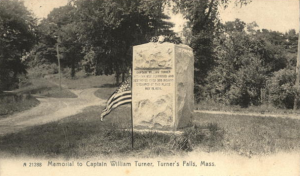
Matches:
[219,0,299,33]
[23,0,69,20]
[24,0,298,33]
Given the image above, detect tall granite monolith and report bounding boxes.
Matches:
[132,42,194,131]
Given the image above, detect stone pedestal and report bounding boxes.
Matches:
[132,42,194,131]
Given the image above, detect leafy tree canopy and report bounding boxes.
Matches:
[31,0,176,82]
[0,0,36,91]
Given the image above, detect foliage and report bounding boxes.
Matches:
[197,18,296,108]
[74,0,175,83]
[268,68,299,109]
[28,0,175,83]
[0,92,39,117]
[0,0,36,91]
[3,0,299,110]
[173,0,218,86]
[172,0,250,86]
[30,5,83,78]
[205,20,265,106]
[177,123,224,151]
[149,35,182,44]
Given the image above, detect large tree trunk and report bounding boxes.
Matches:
[71,59,75,78]
[56,42,62,91]
[115,72,120,85]
[294,0,300,111]
[122,71,126,82]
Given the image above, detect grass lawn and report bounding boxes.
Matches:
[0,99,299,159]
[49,74,116,89]
[193,112,300,157]
[16,78,77,98]
[0,105,179,159]
[47,74,123,101]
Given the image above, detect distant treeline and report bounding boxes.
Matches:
[0,0,298,109]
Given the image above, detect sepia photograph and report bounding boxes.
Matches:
[0,0,299,175]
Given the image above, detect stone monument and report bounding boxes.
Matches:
[132,42,194,131]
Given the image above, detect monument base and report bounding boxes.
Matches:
[123,128,184,136]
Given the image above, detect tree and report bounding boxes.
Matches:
[0,0,36,91]
[29,0,176,83]
[74,0,175,83]
[294,0,300,110]
[269,68,297,109]
[204,19,288,107]
[32,5,83,78]
[172,0,250,101]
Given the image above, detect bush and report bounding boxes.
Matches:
[169,123,224,152]
[204,56,267,107]
[0,92,39,116]
[27,63,58,78]
[47,63,58,74]
[268,68,298,109]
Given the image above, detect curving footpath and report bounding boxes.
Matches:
[0,88,105,136]
[194,110,300,120]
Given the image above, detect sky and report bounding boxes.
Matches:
[219,0,299,33]
[23,0,69,19]
[24,0,299,33]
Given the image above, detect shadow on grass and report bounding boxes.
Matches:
[94,88,116,100]
[2,101,300,159]
[49,75,116,89]
[16,79,77,98]
[0,92,40,117]
[95,83,118,88]
[0,106,131,159]
[0,106,224,159]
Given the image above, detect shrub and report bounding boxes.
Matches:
[170,123,224,152]
[0,93,39,116]
[268,68,298,109]
[27,63,58,78]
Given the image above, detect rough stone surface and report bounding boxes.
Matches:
[132,42,194,131]
[175,45,194,129]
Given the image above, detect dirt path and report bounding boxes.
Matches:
[194,110,300,119]
[0,88,105,136]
